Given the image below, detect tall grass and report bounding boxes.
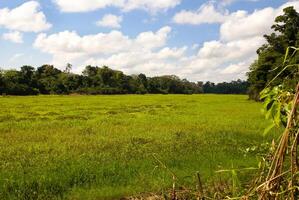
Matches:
[0,95,279,199]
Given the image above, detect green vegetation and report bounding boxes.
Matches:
[203,80,249,94]
[0,65,249,96]
[247,6,299,100]
[0,5,298,200]
[0,95,278,199]
[0,65,203,95]
[251,42,299,199]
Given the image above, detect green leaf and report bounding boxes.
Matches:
[260,88,271,99]
[274,103,281,126]
[265,101,277,120]
[263,97,272,111]
[263,123,275,136]
[266,64,297,88]
[283,47,290,64]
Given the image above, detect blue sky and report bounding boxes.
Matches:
[0,0,298,82]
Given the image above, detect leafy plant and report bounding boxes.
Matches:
[255,46,299,199]
[260,46,299,135]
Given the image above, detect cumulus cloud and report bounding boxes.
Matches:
[173,3,228,25]
[33,25,263,81]
[2,31,23,43]
[221,62,249,75]
[219,0,259,6]
[157,47,187,59]
[33,26,179,75]
[122,0,181,13]
[220,1,299,41]
[53,0,124,13]
[96,14,123,29]
[0,1,51,32]
[32,1,299,82]
[34,26,172,55]
[53,0,181,13]
[173,1,299,41]
[34,30,132,55]
[169,1,299,81]
[85,48,188,76]
[182,37,264,81]
[135,26,171,50]
[197,37,264,61]
[220,0,236,6]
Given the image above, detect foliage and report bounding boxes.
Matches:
[0,65,203,95]
[247,6,299,100]
[250,47,299,199]
[203,79,249,94]
[260,47,299,133]
[0,65,249,96]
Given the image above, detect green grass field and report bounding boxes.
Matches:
[0,95,278,199]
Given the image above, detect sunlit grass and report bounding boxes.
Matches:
[0,95,278,199]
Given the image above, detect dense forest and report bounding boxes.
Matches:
[0,65,248,95]
[202,80,249,94]
[247,6,299,100]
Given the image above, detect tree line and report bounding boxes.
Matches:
[202,80,249,94]
[0,65,202,95]
[0,64,249,96]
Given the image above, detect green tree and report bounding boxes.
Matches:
[247,6,299,100]
[64,63,72,74]
[0,69,5,94]
[35,65,63,94]
[0,65,205,95]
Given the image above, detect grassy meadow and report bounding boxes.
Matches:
[0,95,278,199]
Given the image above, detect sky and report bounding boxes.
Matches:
[0,0,298,82]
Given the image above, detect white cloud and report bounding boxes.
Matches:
[220,1,299,41]
[34,26,172,56]
[53,0,124,13]
[182,37,264,81]
[33,24,263,82]
[135,26,171,50]
[221,62,249,75]
[0,1,51,32]
[32,1,299,82]
[197,37,264,61]
[86,48,188,76]
[33,26,176,75]
[173,1,299,41]
[157,47,187,59]
[2,31,23,43]
[122,0,181,13]
[173,3,228,25]
[53,0,181,13]
[169,1,299,81]
[34,30,132,55]
[219,0,262,6]
[220,0,236,6]
[96,14,123,29]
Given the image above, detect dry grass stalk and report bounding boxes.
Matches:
[258,83,299,199]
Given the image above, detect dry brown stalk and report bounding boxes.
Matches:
[258,83,299,199]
